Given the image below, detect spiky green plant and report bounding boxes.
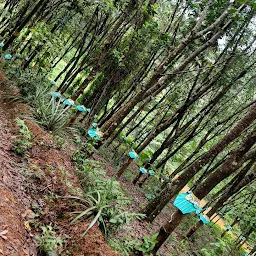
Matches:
[64,180,144,238]
[33,94,70,133]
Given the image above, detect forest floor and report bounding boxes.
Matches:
[0,69,246,256]
[0,70,119,256]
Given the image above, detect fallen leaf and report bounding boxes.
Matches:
[24,221,31,232]
[0,230,8,240]
[22,249,30,255]
[23,209,35,219]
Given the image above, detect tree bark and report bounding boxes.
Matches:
[2,0,48,50]
[186,161,255,238]
[150,130,256,254]
[142,101,256,221]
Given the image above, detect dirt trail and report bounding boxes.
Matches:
[0,79,37,254]
[0,70,119,256]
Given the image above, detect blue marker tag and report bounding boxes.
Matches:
[225,225,232,231]
[4,54,12,60]
[129,150,139,159]
[139,167,147,174]
[63,99,75,106]
[199,213,210,224]
[77,105,87,112]
[149,170,155,176]
[88,128,100,141]
[50,91,61,98]
[173,192,201,214]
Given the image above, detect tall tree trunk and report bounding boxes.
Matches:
[142,101,256,222]
[99,6,244,140]
[186,160,255,238]
[2,0,48,50]
[150,130,256,254]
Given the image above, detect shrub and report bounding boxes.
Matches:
[33,93,70,133]
[35,225,63,254]
[68,154,144,237]
[109,234,159,256]
[12,118,32,155]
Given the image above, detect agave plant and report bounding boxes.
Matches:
[33,93,72,133]
[68,191,111,237]
[65,179,144,237]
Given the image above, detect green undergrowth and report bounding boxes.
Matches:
[12,118,33,156]
[71,151,144,238]
[3,67,70,134]
[94,145,247,255]
[108,233,160,256]
[35,225,65,255]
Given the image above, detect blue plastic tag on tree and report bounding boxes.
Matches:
[0,42,4,47]
[86,108,91,113]
[139,167,147,174]
[129,150,139,159]
[50,80,56,85]
[92,123,97,128]
[94,115,98,119]
[88,128,99,140]
[195,209,201,215]
[173,192,201,214]
[88,128,102,141]
[25,56,29,61]
[149,170,155,176]
[50,91,61,98]
[225,225,232,231]
[63,99,75,106]
[241,236,246,241]
[146,193,154,200]
[77,105,87,112]
[4,54,12,60]
[199,213,210,224]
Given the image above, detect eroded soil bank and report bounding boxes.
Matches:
[0,70,119,256]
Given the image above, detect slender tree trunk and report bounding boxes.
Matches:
[100,9,243,140]
[221,217,240,237]
[151,131,256,254]
[249,245,256,255]
[186,161,255,238]
[2,0,48,50]
[142,101,256,221]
